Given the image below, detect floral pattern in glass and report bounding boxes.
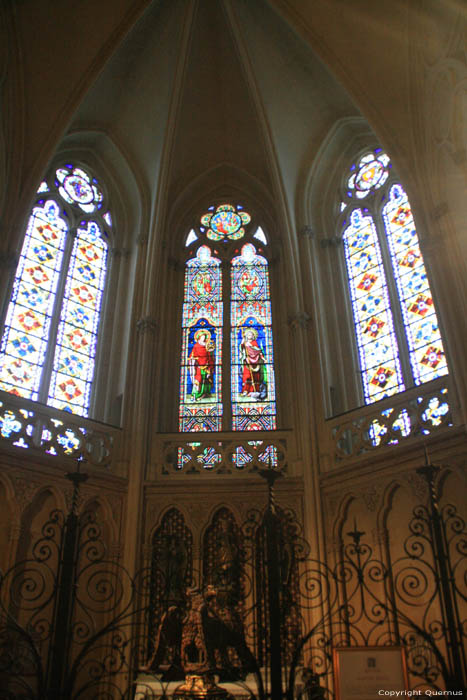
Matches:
[383,184,447,384]
[0,165,110,416]
[341,149,448,409]
[343,209,404,403]
[0,201,67,399]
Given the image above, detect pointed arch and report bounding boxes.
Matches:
[147,508,193,662]
[0,163,111,416]
[178,203,277,433]
[202,506,244,594]
[340,148,448,406]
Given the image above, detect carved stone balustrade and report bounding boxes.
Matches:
[149,430,290,478]
[322,376,455,471]
[0,389,121,472]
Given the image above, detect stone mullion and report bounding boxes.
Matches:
[221,259,231,431]
[37,227,76,404]
[373,205,413,389]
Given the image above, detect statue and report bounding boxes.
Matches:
[141,604,184,680]
[161,532,188,604]
[142,585,256,695]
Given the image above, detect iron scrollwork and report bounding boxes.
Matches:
[0,462,465,699]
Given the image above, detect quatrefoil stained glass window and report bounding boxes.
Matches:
[200,204,251,242]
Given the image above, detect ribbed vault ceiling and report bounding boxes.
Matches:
[70,0,358,214]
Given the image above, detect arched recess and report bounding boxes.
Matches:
[0,128,147,426]
[146,508,194,662]
[201,506,249,677]
[380,476,445,677]
[303,118,451,417]
[10,488,63,646]
[202,506,245,599]
[375,479,404,616]
[50,130,149,425]
[155,163,288,433]
[16,487,64,563]
[79,496,119,554]
[436,466,467,607]
[302,118,380,416]
[72,496,120,654]
[330,491,357,551]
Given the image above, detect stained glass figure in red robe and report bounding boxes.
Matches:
[240,328,267,399]
[188,329,215,400]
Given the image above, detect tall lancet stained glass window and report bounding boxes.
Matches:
[179,204,276,432]
[340,149,448,405]
[231,244,276,430]
[179,245,223,432]
[0,165,110,416]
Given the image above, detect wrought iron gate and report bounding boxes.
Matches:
[0,463,465,699]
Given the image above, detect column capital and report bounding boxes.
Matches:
[320,236,342,248]
[110,247,131,259]
[430,201,448,223]
[288,311,311,330]
[136,316,158,335]
[168,256,183,271]
[300,225,315,240]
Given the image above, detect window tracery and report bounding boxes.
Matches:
[179,204,277,432]
[340,148,448,408]
[0,164,110,417]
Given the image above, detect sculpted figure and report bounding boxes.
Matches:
[142,586,255,682]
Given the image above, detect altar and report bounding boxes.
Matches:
[134,674,256,700]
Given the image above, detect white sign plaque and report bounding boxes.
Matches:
[333,646,408,700]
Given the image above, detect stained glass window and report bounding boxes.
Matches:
[231,243,276,430]
[382,184,447,384]
[179,206,276,432]
[55,166,104,213]
[201,203,251,242]
[0,164,110,416]
[346,151,390,200]
[0,201,68,400]
[341,149,448,405]
[179,246,223,431]
[343,209,404,402]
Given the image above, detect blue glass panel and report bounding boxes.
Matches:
[48,221,108,415]
[0,201,67,399]
[343,209,404,402]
